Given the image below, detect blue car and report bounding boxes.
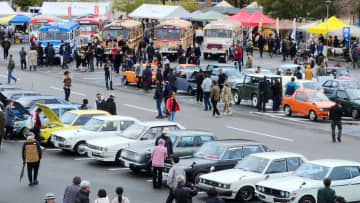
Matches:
[16,95,69,110]
[175,69,198,95]
[14,104,79,136]
[0,90,41,100]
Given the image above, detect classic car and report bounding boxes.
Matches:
[119,130,215,172]
[122,65,157,85]
[175,64,200,72]
[205,63,236,72]
[210,67,243,89]
[328,88,360,119]
[232,74,282,107]
[196,152,306,201]
[321,79,360,96]
[282,89,335,121]
[325,66,351,79]
[175,69,198,95]
[85,121,185,162]
[40,108,110,144]
[0,85,21,91]
[0,90,41,100]
[163,139,271,184]
[17,95,70,110]
[256,159,360,203]
[52,116,139,155]
[14,103,78,136]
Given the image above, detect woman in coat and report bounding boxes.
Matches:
[151,139,167,189]
[166,91,180,121]
[221,81,232,116]
[28,47,37,71]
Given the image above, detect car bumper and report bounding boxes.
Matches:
[119,157,146,168]
[317,111,329,118]
[255,191,296,203]
[86,148,115,162]
[196,184,233,197]
[204,50,226,55]
[53,140,72,150]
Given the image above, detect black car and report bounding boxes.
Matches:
[163,139,271,184]
[322,79,360,96]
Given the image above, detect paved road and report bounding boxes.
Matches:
[0,44,359,203]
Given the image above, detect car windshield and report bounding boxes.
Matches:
[102,30,129,40]
[60,112,77,125]
[306,92,329,101]
[79,24,98,32]
[156,28,180,39]
[235,156,269,173]
[347,89,360,100]
[295,163,330,180]
[205,29,232,38]
[119,122,146,140]
[223,69,241,78]
[302,82,321,90]
[194,143,226,160]
[81,118,104,132]
[336,69,350,75]
[40,32,70,41]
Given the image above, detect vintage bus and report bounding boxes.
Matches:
[29,16,56,39]
[74,17,104,46]
[154,18,193,60]
[39,21,80,58]
[203,20,242,62]
[101,19,143,51]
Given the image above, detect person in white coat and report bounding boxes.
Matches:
[201,75,212,111]
[111,187,130,203]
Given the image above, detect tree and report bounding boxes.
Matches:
[257,0,336,20]
[14,0,40,11]
[227,0,253,8]
[166,0,201,12]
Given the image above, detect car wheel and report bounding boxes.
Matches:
[115,150,122,165]
[251,94,258,108]
[233,90,241,104]
[352,109,359,120]
[74,142,87,155]
[309,110,317,121]
[299,196,315,203]
[194,172,205,184]
[284,105,292,116]
[20,127,29,139]
[122,77,128,85]
[129,165,141,173]
[236,186,254,202]
[188,86,194,95]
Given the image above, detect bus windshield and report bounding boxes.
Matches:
[40,32,70,41]
[79,24,99,32]
[156,28,180,39]
[205,29,232,38]
[102,30,129,40]
[30,24,44,32]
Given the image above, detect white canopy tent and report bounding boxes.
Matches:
[40,2,111,17]
[215,1,234,8]
[329,25,360,38]
[128,4,190,20]
[0,2,15,17]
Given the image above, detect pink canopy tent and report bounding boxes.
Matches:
[241,11,275,26]
[223,9,251,23]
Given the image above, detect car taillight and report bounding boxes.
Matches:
[207,44,222,49]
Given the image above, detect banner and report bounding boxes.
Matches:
[94,5,99,16]
[291,18,296,40]
[343,27,351,48]
[68,6,72,20]
[258,18,263,33]
[276,18,279,35]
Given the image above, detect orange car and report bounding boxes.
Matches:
[122,65,157,85]
[282,88,335,121]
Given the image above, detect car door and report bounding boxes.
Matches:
[328,166,353,200]
[322,80,333,95]
[286,157,304,172]
[217,147,244,171]
[175,72,188,92]
[293,92,307,115]
[239,75,252,100]
[336,90,351,115]
[348,166,360,201]
[98,120,120,138]
[328,81,339,96]
[175,136,196,157]
[264,159,288,179]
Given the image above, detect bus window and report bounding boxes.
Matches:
[40,32,70,41]
[180,30,185,40]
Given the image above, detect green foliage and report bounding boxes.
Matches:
[14,0,40,10]
[257,0,336,20]
[166,0,201,12]
[227,0,252,8]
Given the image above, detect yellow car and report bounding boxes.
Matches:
[37,104,110,144]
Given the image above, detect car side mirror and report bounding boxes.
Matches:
[265,175,270,180]
[210,166,215,172]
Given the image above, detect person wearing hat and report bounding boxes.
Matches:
[22,132,42,186]
[104,94,116,115]
[44,193,56,203]
[155,128,173,157]
[76,180,91,203]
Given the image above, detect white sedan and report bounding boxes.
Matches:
[255,159,360,203]
[51,116,139,155]
[85,121,185,162]
[195,152,306,202]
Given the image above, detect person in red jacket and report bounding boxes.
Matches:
[166,91,180,121]
[233,45,243,71]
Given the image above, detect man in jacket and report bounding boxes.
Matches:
[178,53,187,64]
[233,45,243,71]
[2,38,10,59]
[29,108,43,142]
[63,176,81,203]
[188,52,197,65]
[329,101,343,143]
[196,71,204,103]
[7,54,17,84]
[210,80,220,117]
[194,44,201,65]
[47,44,55,66]
[258,76,269,112]
[166,156,186,203]
[151,138,167,189]
[217,69,227,91]
[285,77,297,96]
[104,95,116,115]
[304,64,312,80]
[19,47,27,70]
[271,79,282,111]
[167,70,177,92]
[201,75,212,111]
[37,44,44,66]
[173,176,198,203]
[76,180,91,203]
[0,110,5,150]
[95,93,105,110]
[154,81,163,119]
[155,128,173,157]
[258,35,265,58]
[146,42,155,63]
[317,178,335,203]
[22,133,42,186]
[5,100,14,139]
[156,66,163,84]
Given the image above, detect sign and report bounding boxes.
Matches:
[264,29,271,34]
[79,20,91,24]
[162,25,175,29]
[343,27,351,48]
[68,6,72,20]
[37,19,48,23]
[94,5,99,16]
[109,26,122,30]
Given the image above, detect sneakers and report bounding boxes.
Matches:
[337,137,341,143]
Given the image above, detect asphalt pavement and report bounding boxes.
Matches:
[0,44,359,203]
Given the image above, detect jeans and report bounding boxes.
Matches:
[196,56,200,65]
[331,120,342,141]
[27,162,40,184]
[259,48,263,57]
[105,72,112,90]
[269,51,273,58]
[152,167,163,188]
[7,69,16,84]
[211,100,220,116]
[203,92,211,110]
[156,98,163,117]
[196,88,203,102]
[64,87,70,101]
[236,59,242,71]
[3,48,9,59]
[96,56,103,67]
[20,59,27,70]
[168,112,175,121]
[166,189,175,203]
[89,58,94,71]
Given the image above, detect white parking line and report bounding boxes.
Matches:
[50,86,86,97]
[123,104,157,113]
[74,157,95,161]
[226,126,294,142]
[146,179,152,182]
[251,112,309,123]
[45,148,61,151]
[107,168,129,171]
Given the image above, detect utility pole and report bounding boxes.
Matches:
[325,0,331,54]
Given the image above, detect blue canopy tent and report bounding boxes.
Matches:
[8,15,31,24]
[181,10,202,20]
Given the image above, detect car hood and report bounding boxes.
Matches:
[35,103,63,126]
[201,168,262,184]
[351,99,360,106]
[312,101,335,108]
[86,136,135,149]
[52,128,82,139]
[257,175,320,192]
[180,157,216,168]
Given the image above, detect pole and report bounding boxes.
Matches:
[325,0,331,56]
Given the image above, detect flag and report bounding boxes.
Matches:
[276,18,279,35]
[68,6,72,20]
[258,18,263,33]
[291,18,296,40]
[94,5,99,16]
[106,6,111,20]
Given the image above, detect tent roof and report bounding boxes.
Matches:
[329,25,360,38]
[202,6,240,15]
[9,15,31,24]
[297,21,321,31]
[307,16,348,34]
[241,10,275,26]
[223,9,251,23]
[215,0,233,8]
[263,19,309,30]
[0,2,15,17]
[128,4,190,20]
[181,10,202,20]
[190,11,227,22]
[40,2,111,17]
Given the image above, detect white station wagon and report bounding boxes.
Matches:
[196,152,306,202]
[256,159,360,203]
[51,116,139,155]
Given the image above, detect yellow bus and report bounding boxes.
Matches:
[154,18,193,59]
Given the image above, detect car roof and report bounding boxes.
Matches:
[168,129,214,137]
[2,90,38,94]
[92,115,138,121]
[205,139,261,147]
[247,74,282,78]
[308,159,360,168]
[142,121,181,127]
[41,104,78,109]
[69,110,110,115]
[296,88,320,92]
[251,151,304,159]
[279,64,303,68]
[17,95,62,100]
[207,63,236,67]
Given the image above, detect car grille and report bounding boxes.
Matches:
[202,179,220,187]
[53,135,65,142]
[207,44,222,49]
[263,187,282,197]
[88,144,103,151]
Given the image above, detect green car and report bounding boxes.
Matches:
[328,88,360,119]
[232,74,282,107]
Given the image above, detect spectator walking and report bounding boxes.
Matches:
[27,108,43,142]
[201,75,212,111]
[75,180,91,203]
[268,37,274,58]
[96,45,104,69]
[0,109,5,151]
[143,64,152,92]
[95,189,109,203]
[271,79,282,111]
[317,178,335,203]
[151,139,167,189]
[29,46,37,71]
[104,94,116,115]
[173,176,198,203]
[194,44,201,65]
[206,187,225,203]
[111,187,130,203]
[305,65,313,80]
[285,77,297,96]
[22,132,42,186]
[47,44,55,66]
[233,45,243,71]
[95,93,105,110]
[166,91,180,121]
[221,81,232,116]
[329,101,343,143]
[154,81,164,119]
[19,47,27,70]
[166,156,185,203]
[210,81,220,117]
[2,38,10,60]
[63,71,72,102]
[258,35,265,58]
[135,62,144,88]
[37,43,44,66]
[7,54,17,84]
[104,60,114,90]
[217,69,227,91]
[63,176,81,203]
[5,100,14,140]
[156,66,163,84]
[167,70,177,92]
[163,81,172,116]
[196,71,204,103]
[258,76,268,112]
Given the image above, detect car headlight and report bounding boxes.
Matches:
[319,108,324,111]
[104,147,109,152]
[280,191,286,197]
[256,186,264,192]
